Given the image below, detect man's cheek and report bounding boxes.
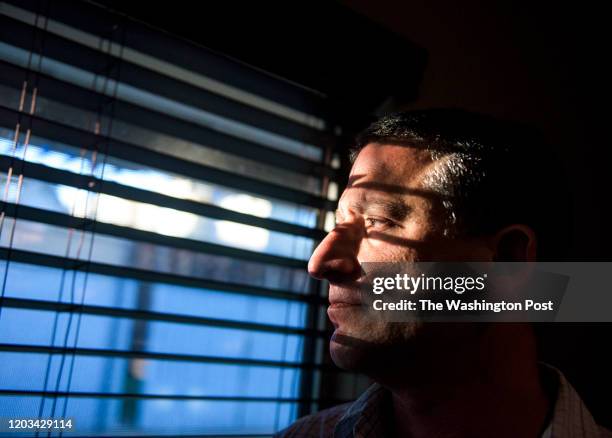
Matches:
[361,239,413,262]
[404,218,435,241]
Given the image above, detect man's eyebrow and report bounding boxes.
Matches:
[361,197,411,220]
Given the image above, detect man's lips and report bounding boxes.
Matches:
[328,289,362,307]
[327,298,361,330]
[328,302,360,309]
[327,286,364,330]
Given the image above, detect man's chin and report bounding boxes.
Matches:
[329,331,388,372]
[328,323,424,373]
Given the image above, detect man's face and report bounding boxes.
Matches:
[308,143,490,371]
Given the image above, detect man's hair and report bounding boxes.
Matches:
[352,109,571,260]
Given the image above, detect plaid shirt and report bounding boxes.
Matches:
[276,364,612,438]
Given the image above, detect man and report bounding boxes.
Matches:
[277,110,610,437]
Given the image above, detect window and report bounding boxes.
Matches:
[0,1,339,435]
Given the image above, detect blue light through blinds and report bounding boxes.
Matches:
[0,0,336,435]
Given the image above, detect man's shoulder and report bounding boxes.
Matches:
[274,402,353,438]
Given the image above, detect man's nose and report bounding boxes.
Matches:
[308,216,364,282]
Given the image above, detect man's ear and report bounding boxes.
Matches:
[489,224,537,262]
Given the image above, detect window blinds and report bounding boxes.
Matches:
[0,0,341,435]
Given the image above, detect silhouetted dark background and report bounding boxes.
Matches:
[95,0,612,427]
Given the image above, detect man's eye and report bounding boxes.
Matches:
[365,217,394,229]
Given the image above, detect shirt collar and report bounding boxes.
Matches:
[334,383,388,438]
[541,363,602,438]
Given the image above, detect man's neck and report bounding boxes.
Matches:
[377,324,551,438]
